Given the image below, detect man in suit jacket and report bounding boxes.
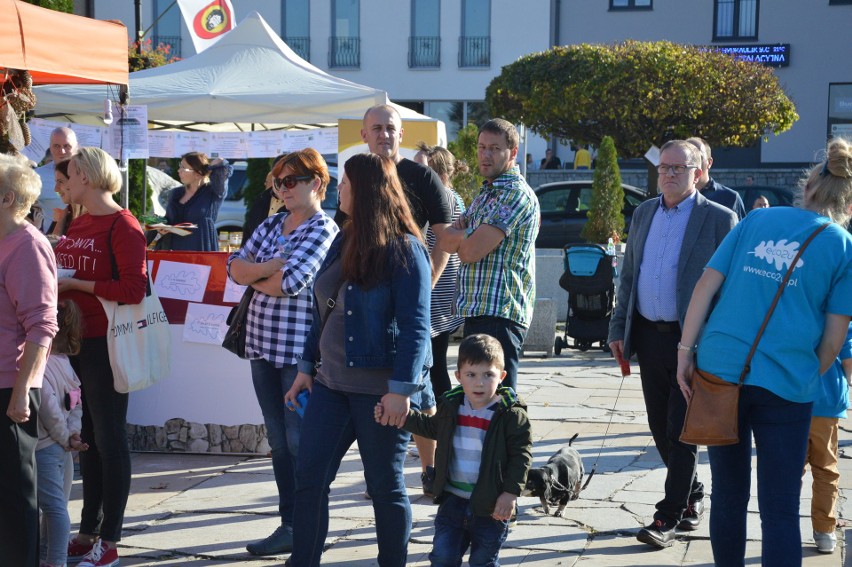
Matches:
[608,140,737,549]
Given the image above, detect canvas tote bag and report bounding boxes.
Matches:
[98,276,171,393]
[99,217,171,393]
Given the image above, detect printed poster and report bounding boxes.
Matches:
[247,131,287,157]
[154,259,212,303]
[182,302,232,345]
[223,277,247,303]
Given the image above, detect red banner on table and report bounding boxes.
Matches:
[149,251,234,325]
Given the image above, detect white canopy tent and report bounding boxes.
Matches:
[33,11,390,131]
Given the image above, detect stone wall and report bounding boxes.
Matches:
[127,419,271,455]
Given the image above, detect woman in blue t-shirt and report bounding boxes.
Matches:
[676,138,852,567]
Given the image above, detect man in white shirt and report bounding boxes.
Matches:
[34,127,78,232]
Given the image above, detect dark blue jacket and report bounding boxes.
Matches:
[700,178,746,220]
[297,232,432,396]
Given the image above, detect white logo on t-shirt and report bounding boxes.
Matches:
[749,240,805,271]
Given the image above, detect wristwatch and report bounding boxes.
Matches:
[676,342,697,353]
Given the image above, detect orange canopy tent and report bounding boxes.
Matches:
[0,0,128,85]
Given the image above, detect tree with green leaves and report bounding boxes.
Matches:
[486,41,798,193]
[21,0,72,12]
[581,136,624,243]
[129,40,180,72]
[447,123,484,206]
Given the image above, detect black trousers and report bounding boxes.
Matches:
[632,314,704,524]
[429,331,454,399]
[0,387,40,567]
[71,336,131,542]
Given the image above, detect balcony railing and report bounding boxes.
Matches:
[153,35,181,58]
[329,36,360,68]
[408,36,440,68]
[283,36,310,61]
[458,36,490,67]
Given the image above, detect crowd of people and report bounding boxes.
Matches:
[2,106,852,567]
[610,136,852,566]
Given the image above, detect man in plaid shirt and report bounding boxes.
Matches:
[440,118,539,392]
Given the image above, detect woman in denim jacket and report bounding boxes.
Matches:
[285,153,432,567]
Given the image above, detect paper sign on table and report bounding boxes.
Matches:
[182,303,232,345]
[223,277,248,303]
[154,260,212,303]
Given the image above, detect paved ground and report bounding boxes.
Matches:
[68,342,852,566]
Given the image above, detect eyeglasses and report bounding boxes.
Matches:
[178,167,195,173]
[657,164,696,175]
[274,175,312,190]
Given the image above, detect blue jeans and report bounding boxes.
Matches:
[429,493,509,567]
[291,381,418,567]
[250,359,300,526]
[463,316,527,393]
[37,443,72,566]
[708,385,812,567]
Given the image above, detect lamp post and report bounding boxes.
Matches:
[135,0,143,55]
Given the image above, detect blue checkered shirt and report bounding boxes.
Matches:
[636,192,696,322]
[227,211,339,367]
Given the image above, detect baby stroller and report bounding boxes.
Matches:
[554,244,616,354]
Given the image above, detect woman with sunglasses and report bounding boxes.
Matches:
[226,148,339,557]
[161,151,232,251]
[285,153,431,567]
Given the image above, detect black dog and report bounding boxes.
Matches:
[522,434,584,517]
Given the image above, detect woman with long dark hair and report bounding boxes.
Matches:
[284,153,432,567]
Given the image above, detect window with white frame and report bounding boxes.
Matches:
[282,0,310,61]
[459,0,490,67]
[153,0,182,57]
[714,0,758,41]
[330,0,360,68]
[609,0,652,10]
[410,0,441,68]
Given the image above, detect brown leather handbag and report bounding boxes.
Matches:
[680,223,829,446]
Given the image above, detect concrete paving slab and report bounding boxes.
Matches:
[55,346,848,566]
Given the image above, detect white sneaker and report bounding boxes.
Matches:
[814,530,837,554]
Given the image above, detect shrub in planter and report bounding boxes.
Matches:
[581,136,624,244]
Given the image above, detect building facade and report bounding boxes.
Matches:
[82,0,852,167]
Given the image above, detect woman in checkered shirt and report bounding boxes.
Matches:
[226,148,339,557]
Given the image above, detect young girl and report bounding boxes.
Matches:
[36,299,89,567]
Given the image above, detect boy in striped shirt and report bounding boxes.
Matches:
[375,334,532,565]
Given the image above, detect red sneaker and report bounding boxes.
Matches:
[67,538,95,564]
[78,541,119,567]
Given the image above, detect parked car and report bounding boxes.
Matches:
[732,184,796,210]
[215,161,339,235]
[534,180,648,249]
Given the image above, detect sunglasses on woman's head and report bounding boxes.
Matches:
[274,175,312,190]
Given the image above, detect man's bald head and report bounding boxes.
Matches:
[49,127,78,163]
[361,104,404,162]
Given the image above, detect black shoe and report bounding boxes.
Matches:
[677,499,705,531]
[637,519,677,549]
[421,465,436,497]
[246,524,293,556]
